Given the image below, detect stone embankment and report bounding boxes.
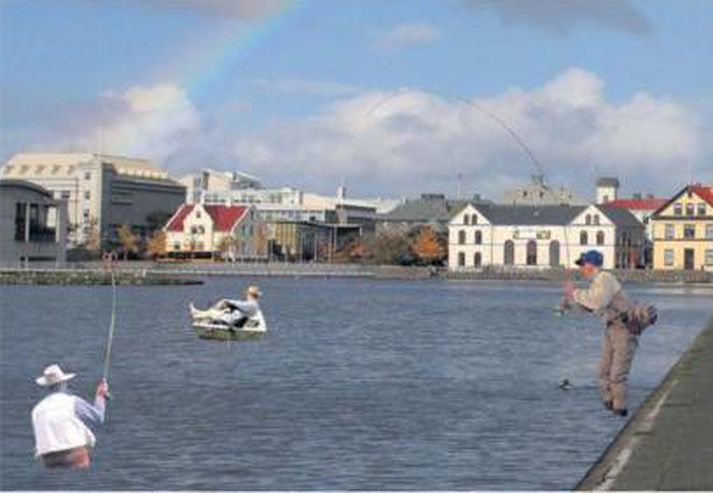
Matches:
[576,320,713,490]
[0,269,202,286]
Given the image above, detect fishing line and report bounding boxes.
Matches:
[102,270,117,399]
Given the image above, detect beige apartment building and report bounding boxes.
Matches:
[1,153,185,247]
[651,184,713,270]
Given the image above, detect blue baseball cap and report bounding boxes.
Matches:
[575,250,603,267]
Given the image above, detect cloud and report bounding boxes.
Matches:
[374,22,442,52]
[232,68,703,197]
[464,0,652,35]
[49,83,202,162]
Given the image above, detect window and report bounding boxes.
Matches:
[474,252,482,268]
[526,240,537,266]
[475,230,482,245]
[458,230,466,245]
[471,214,478,224]
[15,203,26,241]
[596,231,605,245]
[458,252,465,267]
[602,195,609,203]
[83,209,90,219]
[685,203,695,216]
[84,171,91,180]
[707,224,713,239]
[665,224,675,240]
[173,242,181,251]
[580,230,588,245]
[684,224,696,239]
[463,215,469,225]
[84,191,90,200]
[664,249,674,266]
[585,214,591,225]
[593,215,600,225]
[698,204,707,216]
[190,226,198,234]
[61,191,71,199]
[196,211,201,219]
[706,250,713,266]
[674,203,682,216]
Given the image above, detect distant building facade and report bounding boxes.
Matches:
[164,203,260,260]
[1,153,185,247]
[448,203,644,271]
[0,179,67,266]
[503,174,579,206]
[179,169,262,204]
[595,177,620,204]
[650,184,713,271]
[377,193,486,234]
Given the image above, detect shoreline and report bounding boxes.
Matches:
[1,263,712,285]
[576,319,713,490]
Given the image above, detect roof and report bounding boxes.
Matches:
[473,204,585,225]
[652,183,713,216]
[596,177,620,187]
[597,206,644,227]
[0,178,54,198]
[602,198,667,211]
[380,195,488,223]
[691,185,713,207]
[165,204,249,232]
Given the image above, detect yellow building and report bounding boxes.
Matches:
[651,184,713,270]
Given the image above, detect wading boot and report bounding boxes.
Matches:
[613,408,628,417]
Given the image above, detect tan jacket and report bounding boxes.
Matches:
[573,271,632,324]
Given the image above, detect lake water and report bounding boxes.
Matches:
[1,278,711,490]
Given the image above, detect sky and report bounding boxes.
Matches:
[1,0,712,200]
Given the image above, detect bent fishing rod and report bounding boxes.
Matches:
[101,270,117,400]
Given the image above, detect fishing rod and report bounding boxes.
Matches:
[101,270,117,400]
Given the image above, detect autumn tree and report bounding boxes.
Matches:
[146,230,167,260]
[411,226,446,265]
[117,224,139,260]
[84,218,102,254]
[362,232,413,265]
[217,235,237,261]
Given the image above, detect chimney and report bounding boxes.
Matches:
[633,192,642,200]
[472,193,482,202]
[337,185,346,200]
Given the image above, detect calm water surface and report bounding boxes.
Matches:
[1,278,711,490]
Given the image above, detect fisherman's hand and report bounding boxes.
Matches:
[96,379,109,399]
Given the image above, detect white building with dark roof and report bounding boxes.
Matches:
[448,203,644,270]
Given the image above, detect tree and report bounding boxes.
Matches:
[362,232,412,265]
[146,231,166,260]
[253,222,269,258]
[411,226,446,265]
[117,224,139,260]
[217,235,237,261]
[84,218,102,254]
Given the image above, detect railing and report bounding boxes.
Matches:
[28,227,57,243]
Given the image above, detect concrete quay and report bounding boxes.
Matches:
[576,319,713,490]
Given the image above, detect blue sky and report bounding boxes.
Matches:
[2,0,712,198]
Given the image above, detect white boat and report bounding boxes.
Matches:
[192,310,267,341]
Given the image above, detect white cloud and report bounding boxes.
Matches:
[374,22,442,52]
[233,68,703,197]
[118,0,292,19]
[76,84,202,162]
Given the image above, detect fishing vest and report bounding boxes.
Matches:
[31,393,96,457]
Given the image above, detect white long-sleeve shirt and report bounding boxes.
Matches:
[31,391,105,456]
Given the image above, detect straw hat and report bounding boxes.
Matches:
[246,286,262,297]
[36,364,76,387]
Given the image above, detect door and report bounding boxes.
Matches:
[549,240,560,267]
[504,240,514,266]
[684,249,695,270]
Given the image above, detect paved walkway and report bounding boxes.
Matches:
[577,319,713,490]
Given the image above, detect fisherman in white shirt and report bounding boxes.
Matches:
[31,364,109,469]
[190,285,262,327]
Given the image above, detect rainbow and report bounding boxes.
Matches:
[177,1,305,100]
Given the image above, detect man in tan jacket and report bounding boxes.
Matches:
[563,250,637,417]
